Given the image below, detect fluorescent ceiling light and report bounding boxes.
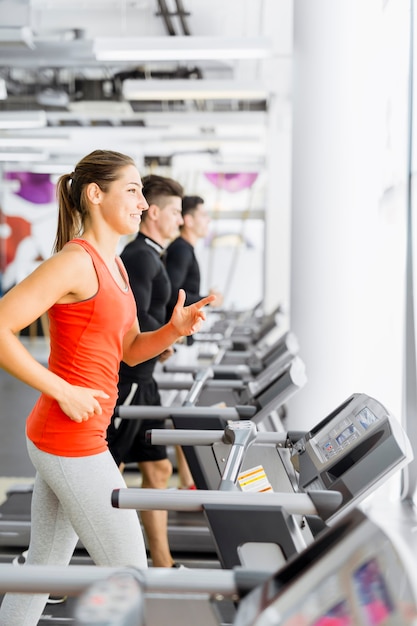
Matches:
[94,36,272,62]
[0,111,47,129]
[7,162,75,174]
[0,26,34,49]
[0,135,68,148]
[3,161,74,174]
[0,150,48,162]
[68,100,133,115]
[123,80,269,101]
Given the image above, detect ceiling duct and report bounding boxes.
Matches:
[0,26,34,49]
[0,0,34,48]
[156,0,176,36]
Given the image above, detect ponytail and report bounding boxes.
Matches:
[52,150,136,254]
[53,173,83,253]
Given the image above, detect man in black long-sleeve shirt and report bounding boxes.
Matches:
[165,195,223,323]
[107,174,184,568]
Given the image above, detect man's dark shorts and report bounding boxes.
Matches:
[107,378,168,466]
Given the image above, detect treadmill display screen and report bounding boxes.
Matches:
[357,407,379,430]
[318,421,360,461]
[311,600,352,625]
[335,424,358,446]
[308,559,394,626]
[233,510,417,626]
[353,558,394,624]
[264,559,395,626]
[315,406,380,463]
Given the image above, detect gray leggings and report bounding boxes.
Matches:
[0,437,148,626]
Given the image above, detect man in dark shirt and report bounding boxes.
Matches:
[165,195,223,321]
[107,174,184,568]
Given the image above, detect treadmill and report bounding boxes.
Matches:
[162,329,300,381]
[234,507,417,626]
[116,392,413,569]
[0,508,415,626]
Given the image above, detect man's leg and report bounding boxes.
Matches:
[175,445,195,489]
[138,458,174,567]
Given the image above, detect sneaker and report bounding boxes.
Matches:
[12,550,28,565]
[172,562,187,569]
[12,550,66,604]
[47,595,68,605]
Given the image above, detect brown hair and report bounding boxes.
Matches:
[181,195,204,217]
[53,149,136,253]
[180,195,204,231]
[140,174,184,222]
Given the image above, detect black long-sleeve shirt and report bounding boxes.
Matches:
[164,236,202,320]
[119,232,171,383]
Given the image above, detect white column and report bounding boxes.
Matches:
[288,0,407,428]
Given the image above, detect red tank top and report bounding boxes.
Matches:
[26,239,137,456]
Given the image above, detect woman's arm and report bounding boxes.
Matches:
[123,289,215,366]
[0,248,109,422]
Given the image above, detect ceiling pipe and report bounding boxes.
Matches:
[175,0,191,36]
[156,0,176,36]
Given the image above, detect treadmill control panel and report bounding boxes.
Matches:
[294,393,413,521]
[316,405,380,463]
[74,571,144,626]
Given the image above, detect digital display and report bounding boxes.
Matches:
[353,558,394,625]
[357,407,379,430]
[275,559,394,626]
[311,600,353,625]
[319,422,360,461]
[233,508,417,626]
[316,403,383,464]
[335,424,358,446]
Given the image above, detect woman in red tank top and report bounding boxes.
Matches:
[0,149,215,626]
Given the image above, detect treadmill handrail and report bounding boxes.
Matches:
[147,428,289,447]
[155,377,246,391]
[0,563,240,596]
[163,363,251,376]
[115,405,257,420]
[111,487,343,520]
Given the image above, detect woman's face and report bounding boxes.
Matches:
[99,164,149,235]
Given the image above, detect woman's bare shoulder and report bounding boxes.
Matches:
[60,240,90,256]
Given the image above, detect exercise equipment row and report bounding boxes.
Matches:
[113,392,413,571]
[0,508,416,625]
[0,390,413,624]
[191,302,284,351]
